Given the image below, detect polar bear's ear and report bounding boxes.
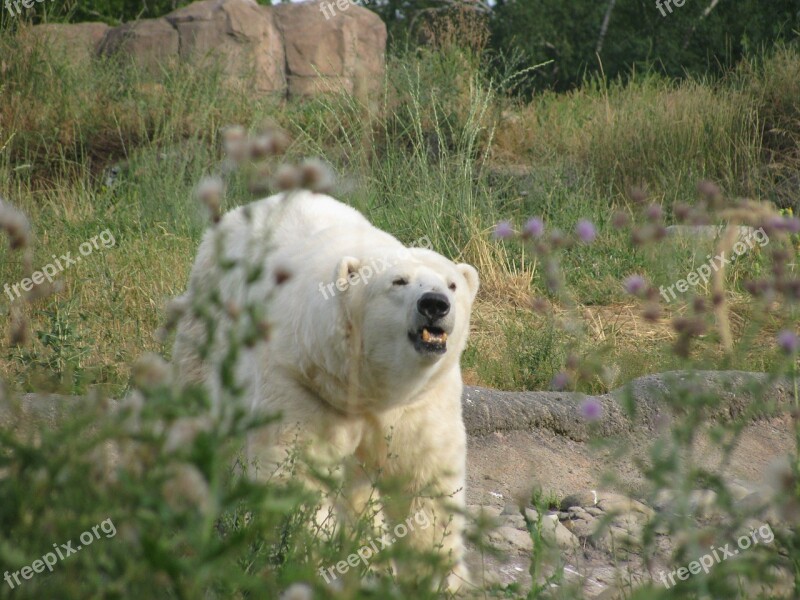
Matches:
[456,263,480,301]
[333,256,361,294]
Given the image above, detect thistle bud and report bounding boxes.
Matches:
[196,176,224,224]
[299,158,335,193]
[273,164,302,191]
[9,305,28,346]
[628,186,647,206]
[0,200,32,250]
[132,352,170,390]
[221,125,247,163]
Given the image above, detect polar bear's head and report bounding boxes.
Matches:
[331,245,479,403]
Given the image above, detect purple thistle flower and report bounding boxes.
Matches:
[580,397,603,421]
[523,217,544,238]
[777,330,799,355]
[551,372,569,391]
[784,217,800,234]
[576,219,596,243]
[493,220,514,240]
[645,204,663,222]
[765,216,788,232]
[623,275,647,296]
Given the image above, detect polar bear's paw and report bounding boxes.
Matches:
[444,561,473,595]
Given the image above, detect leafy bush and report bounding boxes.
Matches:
[489,0,800,94]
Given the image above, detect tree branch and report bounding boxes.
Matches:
[596,0,617,54]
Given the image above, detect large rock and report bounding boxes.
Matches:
[462,371,795,440]
[272,0,386,99]
[95,0,386,99]
[165,0,285,93]
[20,22,110,65]
[98,19,180,74]
[99,0,284,92]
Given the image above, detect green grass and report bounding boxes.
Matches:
[2,32,799,395]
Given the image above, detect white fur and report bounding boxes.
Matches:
[172,191,479,589]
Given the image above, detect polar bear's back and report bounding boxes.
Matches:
[254,191,372,242]
[186,191,389,292]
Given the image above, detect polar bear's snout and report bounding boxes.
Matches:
[408,291,455,356]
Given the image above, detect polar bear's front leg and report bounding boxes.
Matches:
[378,387,471,592]
[245,396,365,538]
[386,481,470,593]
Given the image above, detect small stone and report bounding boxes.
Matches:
[540,514,580,550]
[597,493,655,518]
[728,479,756,501]
[737,490,769,512]
[567,506,588,517]
[524,507,539,522]
[488,525,533,554]
[502,514,526,530]
[688,489,719,516]
[562,515,596,539]
[654,489,674,510]
[280,583,313,600]
[501,502,520,516]
[470,504,501,523]
[560,490,599,510]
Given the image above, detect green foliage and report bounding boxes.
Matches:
[464,310,565,391]
[9,300,93,393]
[0,0,300,27]
[490,0,800,94]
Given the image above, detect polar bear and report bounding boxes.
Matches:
[172,190,479,589]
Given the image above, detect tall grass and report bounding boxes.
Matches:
[0,26,799,394]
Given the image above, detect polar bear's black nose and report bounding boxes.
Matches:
[418,292,450,320]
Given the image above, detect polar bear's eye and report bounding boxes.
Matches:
[448,282,457,291]
[392,277,409,286]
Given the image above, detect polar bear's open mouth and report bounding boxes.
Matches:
[408,326,448,355]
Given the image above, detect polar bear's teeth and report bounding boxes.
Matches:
[421,328,447,344]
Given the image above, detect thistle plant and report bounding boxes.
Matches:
[493,180,800,598]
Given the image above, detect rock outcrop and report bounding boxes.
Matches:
[165,0,285,93]
[19,22,110,65]
[273,0,386,98]
[26,0,386,99]
[98,18,180,74]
